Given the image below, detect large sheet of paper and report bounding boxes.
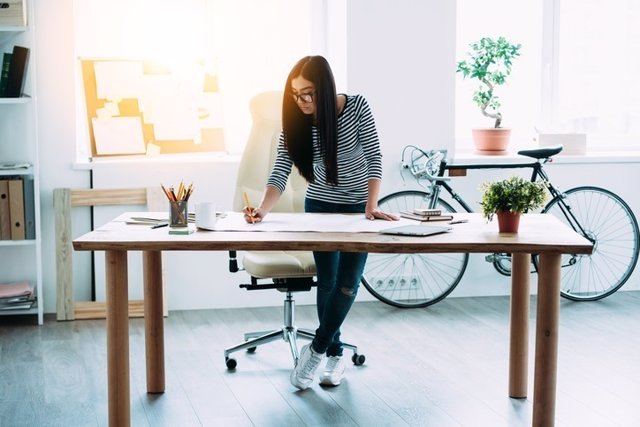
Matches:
[213,212,413,233]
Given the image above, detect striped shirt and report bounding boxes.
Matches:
[267,94,382,204]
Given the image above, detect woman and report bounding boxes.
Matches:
[244,55,397,390]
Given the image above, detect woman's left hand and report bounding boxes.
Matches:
[365,206,400,221]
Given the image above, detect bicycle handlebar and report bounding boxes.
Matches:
[400,145,450,183]
[400,144,564,184]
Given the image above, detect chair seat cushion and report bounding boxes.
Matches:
[242,251,317,279]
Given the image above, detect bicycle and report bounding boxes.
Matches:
[361,144,640,308]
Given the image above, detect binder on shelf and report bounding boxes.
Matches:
[4,45,29,98]
[0,52,12,97]
[22,175,35,239]
[0,180,10,239]
[0,1,26,26]
[8,178,25,240]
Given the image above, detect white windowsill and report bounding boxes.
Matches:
[451,149,640,165]
[73,152,242,170]
[71,148,640,171]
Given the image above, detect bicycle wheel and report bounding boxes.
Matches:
[361,190,469,308]
[536,186,640,301]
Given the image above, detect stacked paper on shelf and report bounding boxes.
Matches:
[0,281,35,310]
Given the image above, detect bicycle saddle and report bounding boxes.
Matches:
[517,145,563,159]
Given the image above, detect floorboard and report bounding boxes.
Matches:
[1,291,639,426]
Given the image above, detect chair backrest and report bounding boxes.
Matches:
[233,91,307,213]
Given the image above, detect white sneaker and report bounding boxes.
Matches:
[319,355,345,386]
[290,344,323,390]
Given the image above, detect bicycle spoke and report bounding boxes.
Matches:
[540,186,639,300]
[361,190,468,308]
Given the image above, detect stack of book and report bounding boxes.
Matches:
[0,281,35,311]
[400,208,454,222]
[0,45,29,98]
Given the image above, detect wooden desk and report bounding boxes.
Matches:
[73,213,592,427]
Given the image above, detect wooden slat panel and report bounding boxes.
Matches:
[54,188,74,321]
[74,300,146,320]
[70,188,147,207]
[55,187,167,321]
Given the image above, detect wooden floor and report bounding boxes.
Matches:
[1,291,639,427]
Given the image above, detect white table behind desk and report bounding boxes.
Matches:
[74,213,592,427]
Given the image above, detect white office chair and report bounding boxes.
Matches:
[224,91,364,370]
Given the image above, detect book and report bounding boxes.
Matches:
[0,300,35,311]
[0,280,35,310]
[22,175,35,239]
[168,225,196,235]
[412,208,442,216]
[0,281,33,298]
[0,294,33,303]
[8,178,25,239]
[0,162,31,170]
[400,211,454,222]
[0,52,12,97]
[4,45,29,98]
[0,180,10,239]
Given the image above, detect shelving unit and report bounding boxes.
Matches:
[0,1,43,324]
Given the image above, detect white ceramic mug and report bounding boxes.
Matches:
[195,202,217,230]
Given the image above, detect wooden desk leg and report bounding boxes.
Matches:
[533,253,562,427]
[105,250,130,427]
[509,252,531,398]
[143,250,165,393]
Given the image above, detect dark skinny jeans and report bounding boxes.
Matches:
[304,197,368,357]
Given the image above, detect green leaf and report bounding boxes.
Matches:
[457,36,521,124]
[480,176,549,221]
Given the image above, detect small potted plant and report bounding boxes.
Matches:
[480,175,548,233]
[457,36,521,153]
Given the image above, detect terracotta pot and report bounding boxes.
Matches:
[471,128,511,154]
[496,211,521,233]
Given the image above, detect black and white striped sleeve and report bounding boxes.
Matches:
[266,132,293,193]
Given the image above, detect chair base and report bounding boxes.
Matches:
[223,290,362,370]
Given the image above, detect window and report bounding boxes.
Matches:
[549,0,640,149]
[73,0,321,159]
[456,0,640,153]
[455,1,543,153]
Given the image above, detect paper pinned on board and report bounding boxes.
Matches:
[92,116,146,155]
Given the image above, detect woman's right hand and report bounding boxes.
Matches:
[243,206,266,223]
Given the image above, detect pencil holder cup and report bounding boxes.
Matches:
[169,200,188,228]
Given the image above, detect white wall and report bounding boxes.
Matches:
[35,0,93,313]
[34,1,640,314]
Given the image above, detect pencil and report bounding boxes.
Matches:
[160,184,175,201]
[243,191,255,224]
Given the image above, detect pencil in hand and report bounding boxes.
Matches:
[243,191,255,224]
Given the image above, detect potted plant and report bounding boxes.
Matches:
[480,175,548,233]
[457,36,521,153]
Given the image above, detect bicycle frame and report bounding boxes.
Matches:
[405,148,593,243]
[367,145,639,306]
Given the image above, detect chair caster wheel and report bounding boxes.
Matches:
[247,346,257,353]
[225,357,237,370]
[352,353,365,366]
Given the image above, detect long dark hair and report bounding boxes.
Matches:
[282,55,338,185]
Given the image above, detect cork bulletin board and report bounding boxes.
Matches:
[81,59,225,157]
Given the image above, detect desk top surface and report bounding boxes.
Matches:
[73,212,593,255]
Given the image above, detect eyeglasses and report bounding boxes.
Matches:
[292,91,315,104]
